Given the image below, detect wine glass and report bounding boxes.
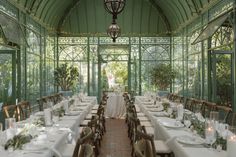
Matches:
[205,120,217,149]
[210,111,219,121]
[184,116,191,128]
[0,123,2,131]
[5,118,16,129]
[167,107,173,115]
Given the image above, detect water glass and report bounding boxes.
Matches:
[167,107,173,115]
[216,121,228,138]
[209,111,219,121]
[5,118,16,129]
[0,123,2,131]
[227,126,236,157]
[205,120,216,146]
[184,116,191,128]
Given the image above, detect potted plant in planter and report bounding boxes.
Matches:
[150,63,177,97]
[54,63,79,97]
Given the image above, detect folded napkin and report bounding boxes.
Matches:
[153,112,169,117]
[58,128,76,145]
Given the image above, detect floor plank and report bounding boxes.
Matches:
[98,118,132,157]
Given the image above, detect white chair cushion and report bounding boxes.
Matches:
[140,121,153,127]
[81,120,90,125]
[58,144,75,157]
[145,126,154,136]
[137,112,146,117]
[91,110,97,114]
[139,116,150,121]
[85,114,93,119]
[154,140,171,154]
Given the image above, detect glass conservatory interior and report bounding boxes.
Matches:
[0,0,236,156]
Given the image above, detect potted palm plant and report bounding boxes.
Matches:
[54,63,79,97]
[150,63,177,96]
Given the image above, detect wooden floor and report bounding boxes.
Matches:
[99,118,132,157]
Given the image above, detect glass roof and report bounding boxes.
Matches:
[6,0,218,36]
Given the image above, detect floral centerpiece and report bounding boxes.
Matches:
[184,112,227,150]
[4,124,38,150]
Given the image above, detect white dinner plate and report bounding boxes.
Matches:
[161,121,184,128]
[153,112,169,117]
[148,106,164,112]
[65,111,80,116]
[71,107,83,111]
[23,143,47,151]
[177,135,205,145]
[34,111,44,116]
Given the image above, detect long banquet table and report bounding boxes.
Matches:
[105,92,126,118]
[0,96,97,157]
[135,96,227,157]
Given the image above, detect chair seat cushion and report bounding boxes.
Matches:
[85,114,93,120]
[138,116,150,121]
[58,144,75,157]
[91,110,97,114]
[92,105,99,110]
[140,121,153,127]
[137,112,146,117]
[145,126,155,136]
[80,120,90,126]
[135,105,141,112]
[154,140,171,154]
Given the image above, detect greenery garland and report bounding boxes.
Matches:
[4,134,32,150]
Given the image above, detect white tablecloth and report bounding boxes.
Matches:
[135,96,227,157]
[105,93,126,118]
[0,96,96,157]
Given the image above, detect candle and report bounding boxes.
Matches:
[227,127,236,157]
[44,108,52,126]
[16,98,18,105]
[227,135,236,157]
[177,104,184,121]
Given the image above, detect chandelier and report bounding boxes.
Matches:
[104,0,126,42]
[104,0,126,20]
[107,21,121,42]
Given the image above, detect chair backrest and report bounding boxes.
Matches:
[2,104,19,121]
[215,105,232,123]
[73,127,94,157]
[18,101,31,120]
[230,112,236,126]
[184,98,195,111]
[134,139,153,157]
[191,99,204,113]
[136,125,156,157]
[202,101,216,118]
[78,144,94,157]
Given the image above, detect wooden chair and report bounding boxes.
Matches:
[202,101,216,118]
[18,101,31,120]
[184,98,195,111]
[214,105,232,123]
[73,127,94,157]
[136,125,172,157]
[2,104,19,121]
[77,144,94,157]
[229,112,236,126]
[191,99,204,113]
[134,139,154,157]
[86,116,101,157]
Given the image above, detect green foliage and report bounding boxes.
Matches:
[54,63,79,91]
[4,134,32,150]
[107,62,128,85]
[216,55,231,105]
[53,106,65,118]
[102,68,109,90]
[150,64,177,90]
